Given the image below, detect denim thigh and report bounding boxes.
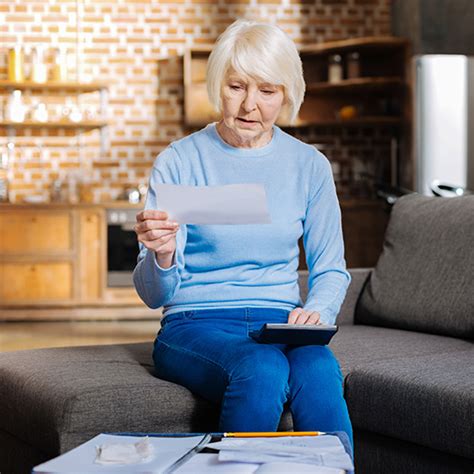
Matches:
[152,308,289,404]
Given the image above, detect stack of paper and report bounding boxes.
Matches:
[33,434,208,473]
[205,435,353,471]
[33,433,353,473]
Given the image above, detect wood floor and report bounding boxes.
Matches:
[0,320,160,352]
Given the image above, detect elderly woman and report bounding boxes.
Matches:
[133,19,353,447]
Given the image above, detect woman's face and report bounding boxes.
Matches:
[219,69,285,147]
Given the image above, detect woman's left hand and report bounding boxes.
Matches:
[287,308,321,325]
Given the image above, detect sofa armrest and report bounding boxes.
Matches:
[337,268,373,326]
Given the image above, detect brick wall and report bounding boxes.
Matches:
[0,0,391,203]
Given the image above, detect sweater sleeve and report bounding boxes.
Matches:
[132,146,187,309]
[302,153,351,325]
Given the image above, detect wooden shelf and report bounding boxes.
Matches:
[184,35,408,140]
[299,36,408,56]
[0,80,108,92]
[1,120,107,130]
[306,77,405,93]
[280,116,402,128]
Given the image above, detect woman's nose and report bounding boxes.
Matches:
[242,91,257,112]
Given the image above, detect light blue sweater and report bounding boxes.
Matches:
[133,123,351,325]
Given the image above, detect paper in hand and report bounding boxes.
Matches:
[155,183,272,225]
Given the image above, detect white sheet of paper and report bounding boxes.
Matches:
[173,453,259,473]
[254,462,345,474]
[207,436,353,471]
[33,434,206,474]
[155,183,272,225]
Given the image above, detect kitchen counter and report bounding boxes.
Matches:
[0,200,144,209]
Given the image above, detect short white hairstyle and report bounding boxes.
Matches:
[206,19,306,124]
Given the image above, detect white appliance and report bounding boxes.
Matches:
[414,54,474,196]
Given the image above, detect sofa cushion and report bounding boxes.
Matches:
[343,349,474,459]
[330,326,474,459]
[0,343,219,454]
[0,342,293,455]
[356,194,474,339]
[329,324,474,376]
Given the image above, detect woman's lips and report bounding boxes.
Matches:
[237,117,258,125]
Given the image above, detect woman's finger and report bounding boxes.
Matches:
[140,232,176,251]
[294,311,310,324]
[143,228,178,241]
[288,308,303,324]
[306,311,321,325]
[134,220,178,233]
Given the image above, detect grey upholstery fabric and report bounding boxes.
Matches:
[0,343,218,453]
[0,429,49,474]
[329,325,473,376]
[354,429,474,474]
[357,194,474,339]
[336,268,372,325]
[0,342,293,457]
[344,349,474,459]
[330,326,474,459]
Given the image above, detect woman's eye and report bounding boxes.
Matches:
[262,90,275,95]
[230,85,243,90]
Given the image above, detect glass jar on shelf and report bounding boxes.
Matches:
[328,54,343,83]
[5,90,27,123]
[8,45,24,82]
[51,47,69,82]
[31,101,49,123]
[31,46,48,83]
[346,52,361,79]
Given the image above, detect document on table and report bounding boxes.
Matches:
[155,183,272,225]
[206,435,354,472]
[32,434,208,474]
[173,453,344,474]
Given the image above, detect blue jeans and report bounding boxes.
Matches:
[152,307,353,449]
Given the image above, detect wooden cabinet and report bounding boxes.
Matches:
[183,37,408,128]
[0,203,156,320]
[0,209,75,304]
[0,210,72,253]
[0,262,73,301]
[298,199,390,271]
[297,37,408,127]
[340,200,390,268]
[78,208,103,302]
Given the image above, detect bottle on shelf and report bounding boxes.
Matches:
[31,101,49,123]
[328,54,343,83]
[50,179,66,202]
[51,47,69,82]
[5,90,27,123]
[346,52,361,79]
[31,45,48,84]
[8,45,25,82]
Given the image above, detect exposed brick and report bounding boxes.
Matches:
[3,0,392,203]
[5,14,35,22]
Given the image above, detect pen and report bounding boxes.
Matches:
[223,431,326,438]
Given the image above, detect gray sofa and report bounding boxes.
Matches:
[1,193,473,474]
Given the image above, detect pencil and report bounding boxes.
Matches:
[223,431,325,438]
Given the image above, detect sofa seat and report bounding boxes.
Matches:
[330,325,474,460]
[0,342,293,459]
[0,343,219,456]
[330,324,473,374]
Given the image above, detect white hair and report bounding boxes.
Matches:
[206,19,306,124]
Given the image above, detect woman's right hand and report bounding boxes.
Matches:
[134,210,180,268]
